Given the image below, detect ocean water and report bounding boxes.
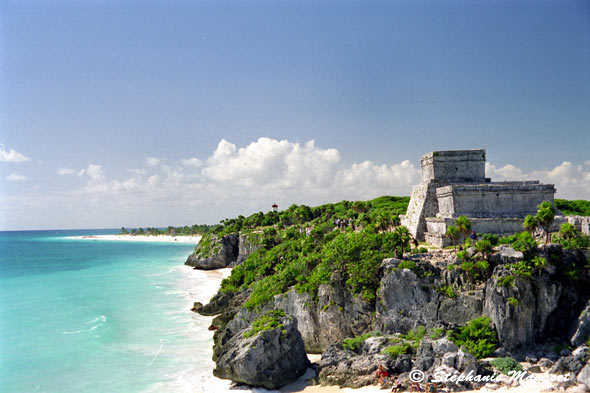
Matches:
[0,229,236,393]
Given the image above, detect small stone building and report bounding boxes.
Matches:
[401,149,557,247]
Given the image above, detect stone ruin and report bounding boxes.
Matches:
[401,149,559,247]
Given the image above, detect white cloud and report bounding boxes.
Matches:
[6,172,27,181]
[486,161,590,199]
[145,157,161,167]
[180,157,204,167]
[202,138,341,190]
[0,145,30,162]
[334,160,419,200]
[57,167,76,175]
[9,138,589,230]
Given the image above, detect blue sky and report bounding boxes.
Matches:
[1,0,589,230]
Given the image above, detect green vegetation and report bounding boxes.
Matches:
[242,309,288,339]
[523,215,539,236]
[446,225,460,251]
[496,274,515,287]
[215,196,412,309]
[454,216,472,244]
[460,259,490,282]
[536,201,556,244]
[430,327,446,339]
[490,357,523,375]
[436,284,457,298]
[341,332,374,351]
[474,239,494,260]
[481,233,500,246]
[398,260,417,271]
[450,317,498,359]
[507,297,520,307]
[403,325,427,347]
[555,199,590,216]
[382,342,413,358]
[120,224,215,236]
[555,222,590,250]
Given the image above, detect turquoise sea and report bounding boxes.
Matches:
[0,230,236,393]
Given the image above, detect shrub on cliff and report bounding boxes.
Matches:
[450,317,498,359]
[490,357,523,375]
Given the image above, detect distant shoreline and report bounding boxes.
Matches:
[69,234,202,244]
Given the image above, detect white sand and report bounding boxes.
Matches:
[69,234,202,244]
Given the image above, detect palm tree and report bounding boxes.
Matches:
[454,216,472,244]
[446,225,460,252]
[523,215,539,237]
[559,222,577,240]
[536,201,556,244]
[392,226,411,258]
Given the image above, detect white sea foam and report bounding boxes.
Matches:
[86,315,107,324]
[61,329,87,335]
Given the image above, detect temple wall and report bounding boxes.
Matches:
[435,183,556,219]
[421,149,486,183]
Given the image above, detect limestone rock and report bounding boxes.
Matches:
[571,301,590,347]
[316,284,373,348]
[185,234,239,270]
[490,245,524,265]
[375,268,439,333]
[483,266,561,351]
[213,312,309,389]
[185,233,258,270]
[432,337,459,355]
[578,362,590,389]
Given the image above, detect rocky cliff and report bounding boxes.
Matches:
[194,239,590,390]
[185,233,259,270]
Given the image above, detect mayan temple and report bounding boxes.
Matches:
[400,149,558,246]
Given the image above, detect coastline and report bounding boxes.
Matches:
[280,371,561,393]
[69,234,202,244]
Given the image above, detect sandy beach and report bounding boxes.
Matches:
[279,375,563,393]
[279,357,569,393]
[69,234,202,244]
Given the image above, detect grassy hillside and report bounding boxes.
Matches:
[196,196,412,308]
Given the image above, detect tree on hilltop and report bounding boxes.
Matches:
[536,201,556,244]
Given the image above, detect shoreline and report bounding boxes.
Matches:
[69,234,202,244]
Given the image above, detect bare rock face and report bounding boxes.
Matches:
[213,311,310,389]
[571,301,590,347]
[490,245,524,266]
[483,266,562,351]
[375,267,440,333]
[374,261,484,333]
[273,285,373,354]
[185,233,259,270]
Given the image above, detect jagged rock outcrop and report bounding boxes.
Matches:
[375,260,440,333]
[375,259,484,333]
[273,283,373,353]
[213,311,310,389]
[484,266,562,351]
[317,336,486,390]
[317,342,411,388]
[489,245,524,266]
[185,233,258,270]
